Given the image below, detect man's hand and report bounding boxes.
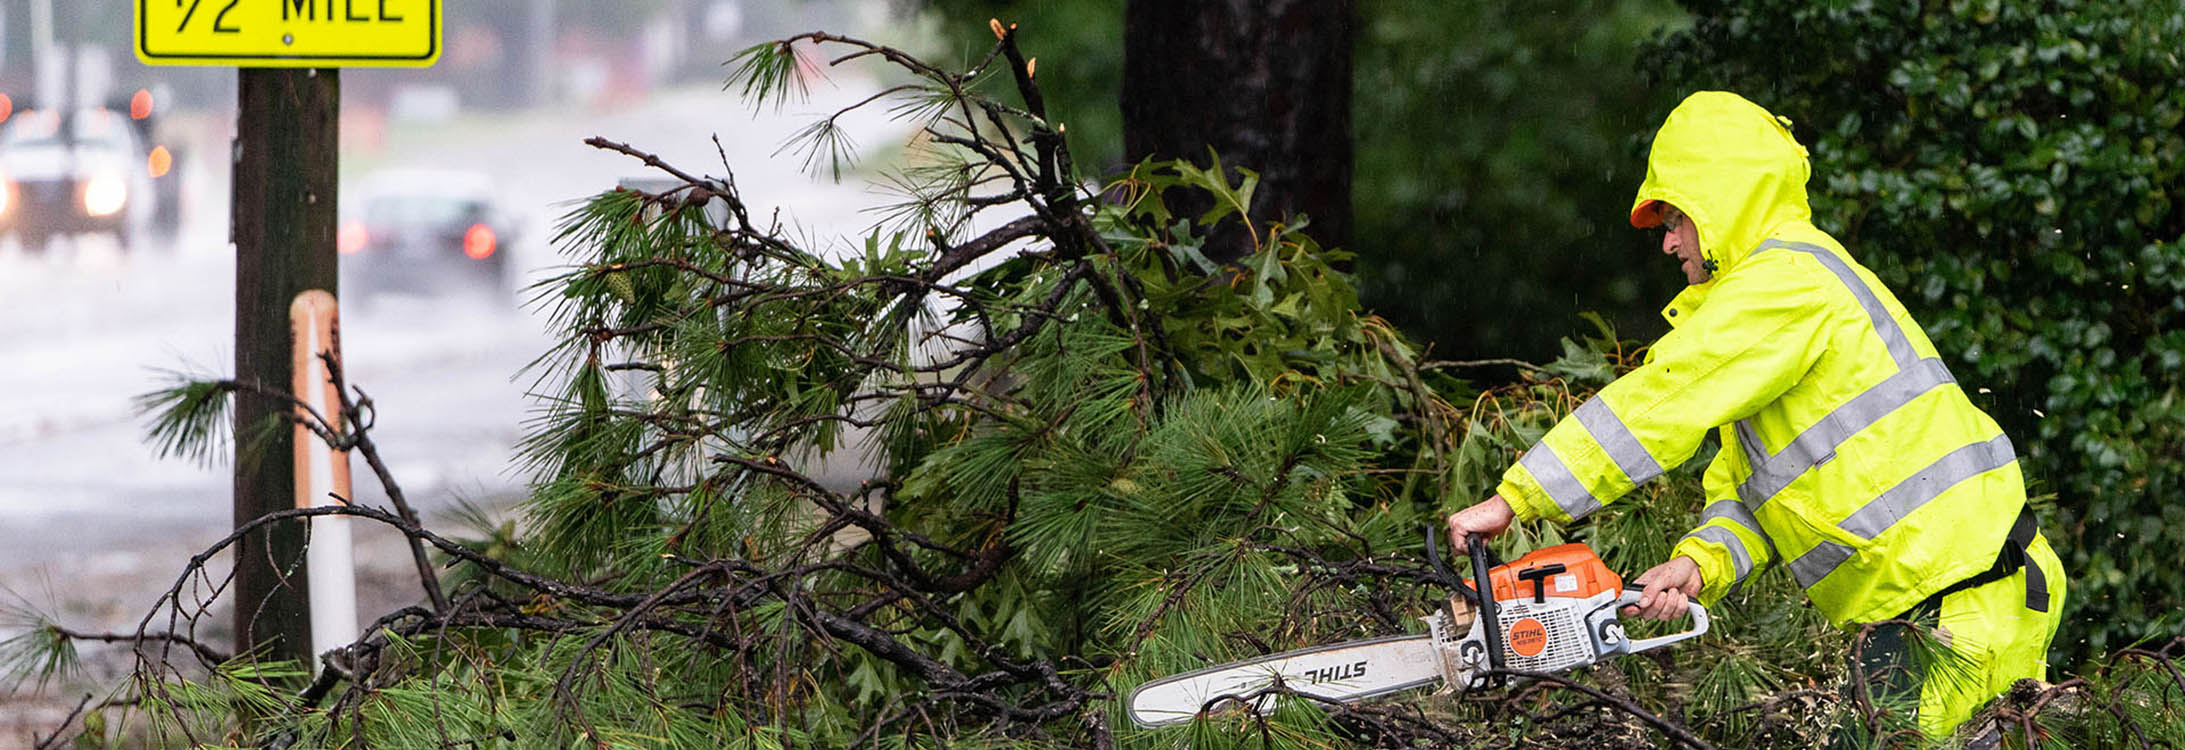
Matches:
[1445,495,1516,550]
[1620,555,1704,621]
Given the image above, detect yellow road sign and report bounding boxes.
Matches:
[135,0,440,67]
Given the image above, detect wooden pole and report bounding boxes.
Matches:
[232,67,339,665]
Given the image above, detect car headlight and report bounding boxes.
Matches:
[83,174,128,217]
[0,176,12,217]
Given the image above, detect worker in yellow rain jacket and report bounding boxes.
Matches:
[1444,91,2065,741]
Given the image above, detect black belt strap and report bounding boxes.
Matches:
[1930,505,2048,613]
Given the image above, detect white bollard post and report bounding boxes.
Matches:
[292,290,357,673]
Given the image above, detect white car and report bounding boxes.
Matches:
[0,108,159,252]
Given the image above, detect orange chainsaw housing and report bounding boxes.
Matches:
[1465,543,1623,604]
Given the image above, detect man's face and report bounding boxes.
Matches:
[1659,204,1710,284]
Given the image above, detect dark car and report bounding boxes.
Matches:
[0,107,158,252]
[340,168,518,305]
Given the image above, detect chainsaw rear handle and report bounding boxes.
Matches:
[1609,588,1710,654]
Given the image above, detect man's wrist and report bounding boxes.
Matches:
[1667,539,1727,602]
[1483,494,1515,521]
[1673,554,1704,593]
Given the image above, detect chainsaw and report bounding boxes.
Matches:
[1125,532,1709,728]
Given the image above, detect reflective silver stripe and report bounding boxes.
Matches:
[1701,498,1778,592]
[1740,358,1957,508]
[1519,444,1602,521]
[1735,420,1769,468]
[1838,434,2016,539]
[1575,397,1664,488]
[1789,540,1854,588]
[1755,240,1918,368]
[1703,499,1764,538]
[1732,421,1770,506]
[1684,525,1754,591]
[1784,435,2016,592]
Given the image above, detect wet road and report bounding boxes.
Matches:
[0,78,901,626]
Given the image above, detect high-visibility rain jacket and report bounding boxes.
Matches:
[1494,91,2026,628]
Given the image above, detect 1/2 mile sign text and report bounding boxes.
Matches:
[136,0,440,67]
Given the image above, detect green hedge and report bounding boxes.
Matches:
[1642,0,2185,661]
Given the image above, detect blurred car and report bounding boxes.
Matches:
[0,107,159,252]
[341,168,518,305]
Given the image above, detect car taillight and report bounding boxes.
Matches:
[463,223,496,259]
[339,220,370,254]
[131,89,154,120]
[0,93,11,124]
[148,145,173,178]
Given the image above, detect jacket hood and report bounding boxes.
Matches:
[1630,91,1813,279]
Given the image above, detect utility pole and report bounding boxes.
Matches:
[231,67,340,667]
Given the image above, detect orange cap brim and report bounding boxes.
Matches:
[1630,199,1663,229]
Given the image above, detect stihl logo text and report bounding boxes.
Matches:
[1297,661,1369,684]
[1507,618,1548,657]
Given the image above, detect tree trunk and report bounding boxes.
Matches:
[1121,0,1354,263]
